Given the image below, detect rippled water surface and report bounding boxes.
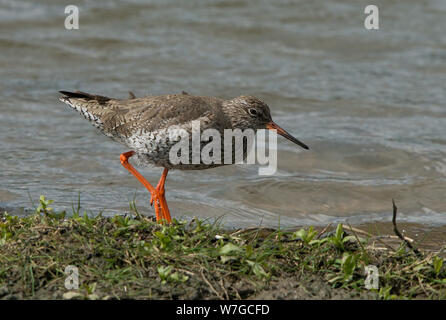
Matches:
[1,0,446,228]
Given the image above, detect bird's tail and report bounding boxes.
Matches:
[59,91,110,102]
[59,91,110,129]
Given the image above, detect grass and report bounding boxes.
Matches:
[0,196,445,300]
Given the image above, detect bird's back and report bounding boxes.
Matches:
[59,91,226,138]
[59,91,233,169]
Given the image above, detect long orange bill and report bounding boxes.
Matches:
[266,122,309,150]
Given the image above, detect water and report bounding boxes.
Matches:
[1,0,446,229]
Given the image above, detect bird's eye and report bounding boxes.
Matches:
[248,108,258,116]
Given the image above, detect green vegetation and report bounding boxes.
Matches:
[0,196,445,299]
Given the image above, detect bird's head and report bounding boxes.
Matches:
[225,95,309,150]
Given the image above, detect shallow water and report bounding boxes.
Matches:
[1,0,446,229]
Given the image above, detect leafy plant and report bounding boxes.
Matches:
[35,195,54,215]
[341,252,358,281]
[433,256,444,276]
[378,286,397,300]
[292,226,318,245]
[330,224,356,251]
[157,265,188,284]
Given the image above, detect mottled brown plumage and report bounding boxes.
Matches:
[59,90,308,223]
[60,91,228,140]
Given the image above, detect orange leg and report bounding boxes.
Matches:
[119,151,164,222]
[155,168,171,223]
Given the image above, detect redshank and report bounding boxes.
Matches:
[59,91,309,223]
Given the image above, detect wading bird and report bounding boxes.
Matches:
[59,91,308,223]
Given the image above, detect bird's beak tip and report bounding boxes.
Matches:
[266,121,309,150]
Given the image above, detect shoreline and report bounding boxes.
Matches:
[0,197,445,300]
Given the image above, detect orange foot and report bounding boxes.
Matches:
[150,168,171,223]
[120,151,171,223]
